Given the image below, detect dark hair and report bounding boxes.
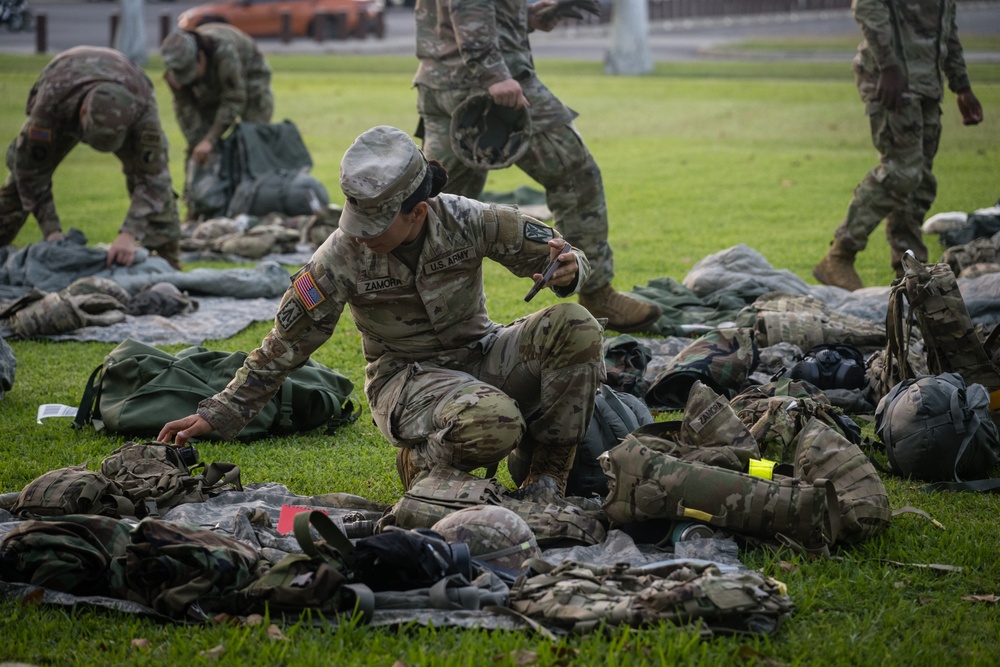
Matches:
[400,159,448,214]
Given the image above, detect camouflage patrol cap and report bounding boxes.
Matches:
[80,83,137,153]
[450,91,531,170]
[338,126,428,239]
[644,327,759,410]
[431,505,540,570]
[161,30,200,86]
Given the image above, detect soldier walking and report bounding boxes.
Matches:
[411,0,662,333]
[0,46,182,268]
[813,0,983,290]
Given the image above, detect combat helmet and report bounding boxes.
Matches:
[431,505,540,570]
[449,91,531,170]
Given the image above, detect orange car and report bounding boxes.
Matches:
[177,0,385,40]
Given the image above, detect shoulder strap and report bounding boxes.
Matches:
[292,509,355,561]
[72,364,104,430]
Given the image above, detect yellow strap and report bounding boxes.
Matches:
[748,458,777,480]
[990,389,1000,411]
[682,508,714,522]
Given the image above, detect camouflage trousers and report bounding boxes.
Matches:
[369,303,604,477]
[417,83,614,293]
[834,94,942,270]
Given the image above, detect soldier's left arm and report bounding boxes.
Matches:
[942,1,972,93]
[206,45,248,145]
[114,107,177,241]
[478,202,590,296]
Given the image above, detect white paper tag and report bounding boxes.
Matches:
[36,404,78,424]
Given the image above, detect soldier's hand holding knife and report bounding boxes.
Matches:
[525,239,576,302]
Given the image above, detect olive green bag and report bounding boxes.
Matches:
[74,338,361,440]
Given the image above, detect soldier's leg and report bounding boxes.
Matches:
[515,124,660,332]
[476,302,605,494]
[416,85,489,199]
[816,97,925,289]
[0,179,28,248]
[372,365,527,490]
[886,97,941,275]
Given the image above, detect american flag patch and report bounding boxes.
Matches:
[293,271,325,310]
[28,126,52,142]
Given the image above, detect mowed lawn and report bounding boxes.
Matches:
[0,52,999,666]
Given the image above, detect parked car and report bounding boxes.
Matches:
[177,0,385,40]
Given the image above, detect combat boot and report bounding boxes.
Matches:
[578,284,662,333]
[812,240,863,291]
[519,441,578,496]
[395,447,422,491]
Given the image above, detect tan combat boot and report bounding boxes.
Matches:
[395,447,421,491]
[578,284,662,333]
[518,441,578,497]
[812,240,863,291]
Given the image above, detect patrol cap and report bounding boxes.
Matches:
[161,30,200,86]
[80,83,136,153]
[338,126,427,239]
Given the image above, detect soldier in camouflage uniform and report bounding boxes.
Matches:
[813,0,983,291]
[0,47,182,269]
[160,25,274,220]
[412,0,662,333]
[158,126,605,497]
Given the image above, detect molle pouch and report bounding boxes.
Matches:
[601,437,836,549]
[380,465,507,531]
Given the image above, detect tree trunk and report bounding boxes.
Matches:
[604,0,653,75]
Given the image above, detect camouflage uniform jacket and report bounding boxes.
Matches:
[11,46,174,240]
[197,194,592,439]
[852,0,971,101]
[413,0,574,131]
[170,23,272,147]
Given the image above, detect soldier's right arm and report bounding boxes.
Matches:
[851,0,898,71]
[450,0,513,89]
[194,260,346,440]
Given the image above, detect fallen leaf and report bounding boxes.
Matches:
[20,588,44,607]
[510,649,538,666]
[778,561,798,573]
[962,594,1000,603]
[199,644,225,659]
[131,638,151,648]
[267,624,288,641]
[246,614,265,626]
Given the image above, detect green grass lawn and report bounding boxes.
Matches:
[1,53,1000,665]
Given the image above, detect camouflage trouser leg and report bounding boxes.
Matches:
[834,95,939,256]
[372,303,604,484]
[514,123,614,293]
[0,139,28,247]
[416,86,490,199]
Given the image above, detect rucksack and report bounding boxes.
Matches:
[0,515,132,596]
[874,251,1000,405]
[875,372,1000,488]
[506,384,654,497]
[11,466,135,519]
[74,338,360,441]
[98,441,243,517]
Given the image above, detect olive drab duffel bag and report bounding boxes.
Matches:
[73,338,361,441]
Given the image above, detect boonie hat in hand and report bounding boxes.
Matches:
[339,126,427,239]
[161,30,200,86]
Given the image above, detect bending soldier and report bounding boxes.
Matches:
[158,126,604,498]
[412,0,662,333]
[0,46,182,268]
[160,24,274,220]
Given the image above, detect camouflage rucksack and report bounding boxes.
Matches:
[111,517,260,618]
[11,465,135,519]
[508,558,795,636]
[0,514,132,596]
[98,441,242,517]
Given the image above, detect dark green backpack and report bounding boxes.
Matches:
[11,466,135,519]
[74,338,361,440]
[98,441,243,517]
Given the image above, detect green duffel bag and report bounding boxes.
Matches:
[73,338,360,441]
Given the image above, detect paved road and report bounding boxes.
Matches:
[2,1,999,61]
